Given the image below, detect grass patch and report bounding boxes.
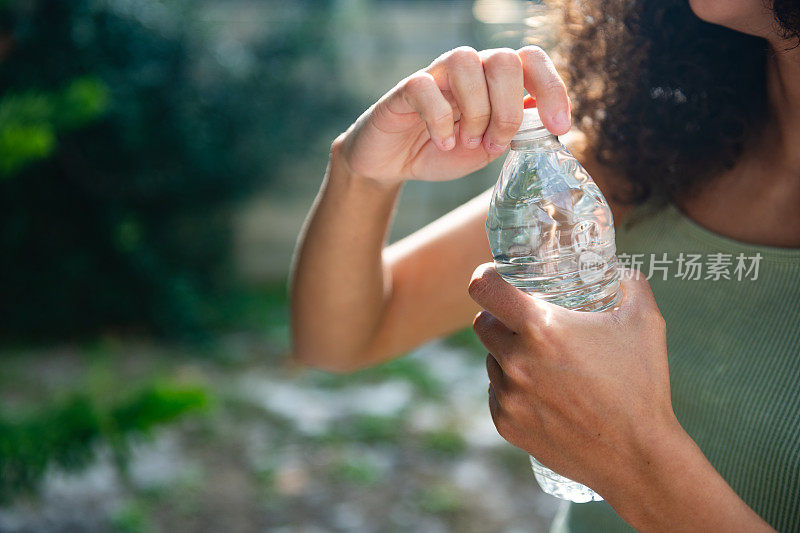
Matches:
[110,500,152,533]
[343,415,404,444]
[329,457,381,486]
[310,414,405,446]
[420,429,467,456]
[0,381,211,503]
[418,483,465,514]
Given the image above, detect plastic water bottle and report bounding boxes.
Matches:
[485,101,621,503]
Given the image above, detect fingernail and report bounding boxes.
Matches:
[442,136,456,150]
[554,110,570,128]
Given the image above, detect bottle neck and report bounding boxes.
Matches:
[510,131,560,151]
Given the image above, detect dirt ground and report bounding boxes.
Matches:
[0,331,560,533]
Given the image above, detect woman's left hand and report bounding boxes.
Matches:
[468,263,682,499]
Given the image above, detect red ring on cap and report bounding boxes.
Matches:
[523,95,537,108]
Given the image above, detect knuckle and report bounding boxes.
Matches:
[452,45,479,56]
[535,322,558,344]
[520,317,543,341]
[402,72,433,94]
[447,46,480,67]
[468,271,491,300]
[484,48,522,70]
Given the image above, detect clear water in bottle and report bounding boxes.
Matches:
[485,105,621,503]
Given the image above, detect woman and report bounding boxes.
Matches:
[291,0,800,530]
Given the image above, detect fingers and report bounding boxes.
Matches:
[432,47,491,149]
[518,45,571,135]
[479,48,524,155]
[488,383,502,422]
[488,383,521,450]
[395,46,569,155]
[473,310,515,356]
[469,263,561,334]
[486,352,505,389]
[397,72,456,151]
[429,47,525,153]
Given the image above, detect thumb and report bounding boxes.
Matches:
[615,267,663,323]
[469,262,569,332]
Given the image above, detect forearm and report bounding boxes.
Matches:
[607,421,774,532]
[290,136,403,372]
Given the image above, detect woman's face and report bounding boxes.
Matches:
[689,0,779,41]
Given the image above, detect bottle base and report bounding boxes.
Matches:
[530,456,603,503]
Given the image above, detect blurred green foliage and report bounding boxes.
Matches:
[421,428,467,456]
[0,382,210,502]
[0,0,355,339]
[329,456,382,486]
[444,326,487,355]
[0,76,110,177]
[110,500,152,533]
[418,483,465,514]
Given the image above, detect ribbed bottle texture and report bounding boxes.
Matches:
[486,129,621,503]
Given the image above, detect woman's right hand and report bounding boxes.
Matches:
[334,46,572,185]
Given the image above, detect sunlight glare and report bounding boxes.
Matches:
[473,0,528,24]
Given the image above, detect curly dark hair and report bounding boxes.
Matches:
[558,0,800,204]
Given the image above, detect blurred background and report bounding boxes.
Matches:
[0,0,561,531]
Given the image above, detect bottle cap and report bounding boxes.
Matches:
[519,107,543,131]
[513,107,547,141]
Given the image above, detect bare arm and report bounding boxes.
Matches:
[290,138,491,372]
[620,424,775,532]
[290,46,573,372]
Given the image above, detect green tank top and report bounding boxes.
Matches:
[553,203,800,532]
